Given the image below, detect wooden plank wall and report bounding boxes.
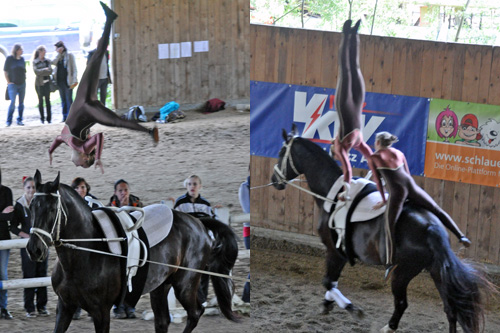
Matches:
[250,24,500,265]
[111,0,249,109]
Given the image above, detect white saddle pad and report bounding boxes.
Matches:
[131,204,173,248]
[324,177,388,248]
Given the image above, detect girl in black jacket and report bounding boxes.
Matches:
[10,177,49,317]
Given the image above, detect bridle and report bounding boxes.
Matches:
[273,136,336,204]
[273,136,300,185]
[30,191,67,249]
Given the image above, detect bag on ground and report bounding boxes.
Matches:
[159,101,180,121]
[123,105,147,122]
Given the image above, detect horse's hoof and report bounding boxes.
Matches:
[380,324,396,333]
[321,299,335,314]
[346,303,364,320]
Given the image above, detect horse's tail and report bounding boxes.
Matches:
[427,223,492,333]
[199,217,239,322]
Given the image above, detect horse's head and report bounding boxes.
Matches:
[26,170,63,262]
[271,124,302,190]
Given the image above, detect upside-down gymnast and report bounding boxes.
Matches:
[331,19,376,200]
[49,2,159,174]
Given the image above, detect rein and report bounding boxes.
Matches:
[273,137,336,205]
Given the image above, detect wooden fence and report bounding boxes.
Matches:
[111,0,249,109]
[250,24,500,265]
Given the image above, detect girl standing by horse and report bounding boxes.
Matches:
[370,131,471,268]
[10,177,49,318]
[48,2,159,174]
[331,19,376,200]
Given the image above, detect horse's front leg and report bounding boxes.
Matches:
[91,307,111,333]
[53,298,77,333]
[318,213,360,317]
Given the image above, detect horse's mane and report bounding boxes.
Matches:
[295,137,343,175]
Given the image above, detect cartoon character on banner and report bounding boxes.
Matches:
[435,105,458,143]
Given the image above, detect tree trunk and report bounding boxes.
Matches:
[301,0,305,28]
[370,0,379,35]
[455,0,471,42]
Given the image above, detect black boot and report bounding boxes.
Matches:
[351,19,361,34]
[342,19,352,34]
[100,1,118,21]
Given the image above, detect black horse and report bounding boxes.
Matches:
[27,170,238,333]
[271,126,489,333]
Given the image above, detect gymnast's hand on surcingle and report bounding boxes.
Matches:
[95,159,104,174]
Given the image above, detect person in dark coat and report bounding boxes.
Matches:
[0,168,14,319]
[10,177,49,317]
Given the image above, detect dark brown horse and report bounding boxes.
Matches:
[27,170,237,333]
[271,126,490,333]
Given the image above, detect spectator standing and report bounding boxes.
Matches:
[33,45,53,124]
[52,41,78,122]
[0,168,14,319]
[173,175,216,217]
[4,43,26,127]
[10,177,50,318]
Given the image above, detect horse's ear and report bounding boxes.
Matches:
[34,170,42,186]
[34,169,43,192]
[49,172,60,193]
[282,129,288,142]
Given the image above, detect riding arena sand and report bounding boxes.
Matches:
[0,100,251,332]
[251,237,500,332]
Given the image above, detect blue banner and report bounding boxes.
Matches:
[250,81,430,175]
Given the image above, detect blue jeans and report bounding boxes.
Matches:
[58,83,73,121]
[6,82,25,125]
[0,249,9,309]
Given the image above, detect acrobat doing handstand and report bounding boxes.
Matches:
[331,19,376,200]
[49,2,159,174]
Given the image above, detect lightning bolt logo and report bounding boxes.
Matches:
[304,97,327,133]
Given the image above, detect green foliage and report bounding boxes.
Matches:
[250,0,500,46]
